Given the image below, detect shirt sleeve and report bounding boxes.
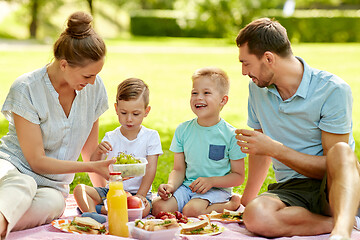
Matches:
[93,75,109,122]
[147,130,163,156]
[319,80,352,134]
[169,124,184,153]
[247,82,261,130]
[228,134,247,160]
[1,76,40,124]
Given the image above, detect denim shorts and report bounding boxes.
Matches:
[260,177,330,216]
[173,184,232,212]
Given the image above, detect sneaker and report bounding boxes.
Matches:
[355,216,360,231]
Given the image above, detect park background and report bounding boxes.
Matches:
[0,0,359,195]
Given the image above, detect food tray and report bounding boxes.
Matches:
[127,220,180,240]
[111,157,148,178]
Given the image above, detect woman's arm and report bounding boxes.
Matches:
[136,154,159,197]
[14,113,114,179]
[81,119,107,187]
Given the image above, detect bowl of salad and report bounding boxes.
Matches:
[110,152,148,178]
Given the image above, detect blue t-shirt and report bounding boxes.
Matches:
[170,118,246,192]
[247,57,354,183]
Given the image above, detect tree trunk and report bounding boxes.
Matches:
[29,0,39,39]
[87,0,94,15]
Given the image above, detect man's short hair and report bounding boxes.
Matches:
[236,18,293,59]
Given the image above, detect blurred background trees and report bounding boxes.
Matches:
[0,0,359,42]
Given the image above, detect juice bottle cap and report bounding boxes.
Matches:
[110,172,122,175]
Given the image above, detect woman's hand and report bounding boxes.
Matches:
[92,158,116,180]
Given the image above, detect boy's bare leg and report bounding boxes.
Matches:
[73,184,103,213]
[0,212,7,239]
[243,195,333,237]
[182,195,240,217]
[151,197,178,216]
[327,143,360,239]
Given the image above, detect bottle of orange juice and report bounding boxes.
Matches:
[107,172,129,237]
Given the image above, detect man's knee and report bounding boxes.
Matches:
[243,197,281,237]
[327,142,355,169]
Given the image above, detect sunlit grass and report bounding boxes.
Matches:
[0,38,359,195]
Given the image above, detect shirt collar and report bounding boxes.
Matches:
[294,56,311,99]
[267,56,312,100]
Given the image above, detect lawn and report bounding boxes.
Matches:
[0,38,359,195]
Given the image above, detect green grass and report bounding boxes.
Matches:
[0,38,359,195]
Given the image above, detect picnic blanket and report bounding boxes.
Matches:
[7,195,360,240]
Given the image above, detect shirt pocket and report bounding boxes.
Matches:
[208,144,226,161]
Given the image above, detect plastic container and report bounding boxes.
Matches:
[127,220,180,240]
[127,202,145,222]
[111,157,148,178]
[104,199,145,222]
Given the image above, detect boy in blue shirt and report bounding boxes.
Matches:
[152,67,246,217]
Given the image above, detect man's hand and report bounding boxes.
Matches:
[158,184,174,200]
[235,129,281,157]
[189,177,214,194]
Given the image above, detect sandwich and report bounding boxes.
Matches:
[68,216,108,234]
[203,209,243,221]
[180,218,219,235]
[222,209,243,220]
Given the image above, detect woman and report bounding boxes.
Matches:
[0,11,114,238]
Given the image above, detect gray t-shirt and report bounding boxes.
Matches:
[0,66,108,196]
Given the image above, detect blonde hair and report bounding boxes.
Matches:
[192,67,230,95]
[53,11,106,67]
[116,78,149,108]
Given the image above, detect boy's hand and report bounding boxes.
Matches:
[96,141,113,155]
[189,177,214,194]
[135,194,149,208]
[158,184,174,200]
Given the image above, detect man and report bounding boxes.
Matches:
[235,18,360,240]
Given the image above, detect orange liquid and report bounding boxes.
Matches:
[107,181,129,237]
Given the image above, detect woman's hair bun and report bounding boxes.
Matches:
[65,11,93,39]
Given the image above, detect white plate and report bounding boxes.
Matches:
[51,219,82,234]
[180,226,225,236]
[51,219,109,235]
[198,214,243,223]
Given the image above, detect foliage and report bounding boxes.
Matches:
[130,11,182,37]
[273,15,360,42]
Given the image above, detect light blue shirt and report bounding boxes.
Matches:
[247,57,354,182]
[0,66,108,195]
[170,118,246,192]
